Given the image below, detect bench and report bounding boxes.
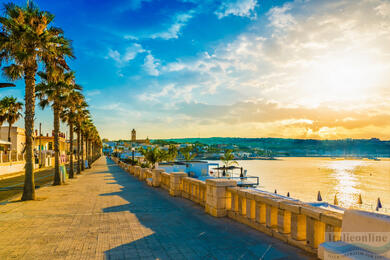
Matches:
[318,209,390,259]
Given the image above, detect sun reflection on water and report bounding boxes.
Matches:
[326,160,365,208]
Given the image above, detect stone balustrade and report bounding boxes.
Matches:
[113,157,343,257]
[160,172,170,191]
[182,177,207,206]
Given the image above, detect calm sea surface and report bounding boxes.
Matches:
[208,158,390,211]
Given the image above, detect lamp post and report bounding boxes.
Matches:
[131,147,135,165]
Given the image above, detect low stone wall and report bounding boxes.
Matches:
[114,158,343,257]
[0,161,25,176]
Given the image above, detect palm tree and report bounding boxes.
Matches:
[220,149,238,167]
[82,119,94,168]
[139,146,165,169]
[180,146,196,161]
[0,96,23,141]
[0,98,7,128]
[0,2,73,200]
[74,105,89,174]
[166,144,178,162]
[0,83,15,88]
[61,89,83,178]
[36,70,77,185]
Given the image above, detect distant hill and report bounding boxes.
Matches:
[157,137,390,157]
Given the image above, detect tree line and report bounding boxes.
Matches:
[0,2,102,200]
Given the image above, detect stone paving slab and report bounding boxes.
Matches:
[0,157,314,259]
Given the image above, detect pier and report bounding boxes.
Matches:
[0,157,312,259]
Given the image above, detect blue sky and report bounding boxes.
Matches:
[1,0,390,140]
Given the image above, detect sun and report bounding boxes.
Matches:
[298,50,384,106]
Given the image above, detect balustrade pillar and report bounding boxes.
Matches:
[302,206,325,249]
[169,172,187,196]
[245,193,256,220]
[152,169,164,187]
[291,213,306,241]
[205,179,237,217]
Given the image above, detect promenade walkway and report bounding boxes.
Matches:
[0,157,313,259]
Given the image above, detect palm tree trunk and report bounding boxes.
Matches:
[77,128,81,174]
[69,122,74,178]
[7,122,12,142]
[81,134,84,171]
[53,105,61,185]
[87,139,91,167]
[85,137,88,168]
[21,64,37,201]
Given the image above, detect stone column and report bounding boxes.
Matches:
[245,192,256,220]
[321,212,342,242]
[134,166,141,178]
[255,201,267,224]
[205,179,237,217]
[238,190,247,216]
[152,169,164,187]
[302,206,325,249]
[169,172,188,196]
[139,168,146,181]
[277,208,291,234]
[263,197,281,229]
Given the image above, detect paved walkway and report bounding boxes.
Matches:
[0,157,313,259]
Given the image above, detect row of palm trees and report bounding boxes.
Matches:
[136,146,237,170]
[138,145,197,168]
[0,2,102,200]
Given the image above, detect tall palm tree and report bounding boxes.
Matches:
[61,88,83,179]
[74,105,89,174]
[36,70,77,185]
[82,119,94,167]
[1,96,23,141]
[0,2,73,200]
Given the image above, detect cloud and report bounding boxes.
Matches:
[161,0,390,105]
[171,100,390,139]
[215,0,257,19]
[267,4,296,29]
[150,12,194,40]
[124,11,195,40]
[129,0,390,138]
[106,43,145,66]
[139,83,197,103]
[143,53,160,76]
[85,90,101,97]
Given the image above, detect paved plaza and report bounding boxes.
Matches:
[0,157,313,259]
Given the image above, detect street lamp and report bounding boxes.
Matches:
[131,147,135,165]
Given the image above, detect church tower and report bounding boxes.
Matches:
[131,129,136,142]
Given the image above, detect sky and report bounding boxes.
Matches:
[1,0,390,140]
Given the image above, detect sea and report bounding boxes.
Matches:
[208,157,390,212]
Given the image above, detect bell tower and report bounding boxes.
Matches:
[131,129,136,142]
